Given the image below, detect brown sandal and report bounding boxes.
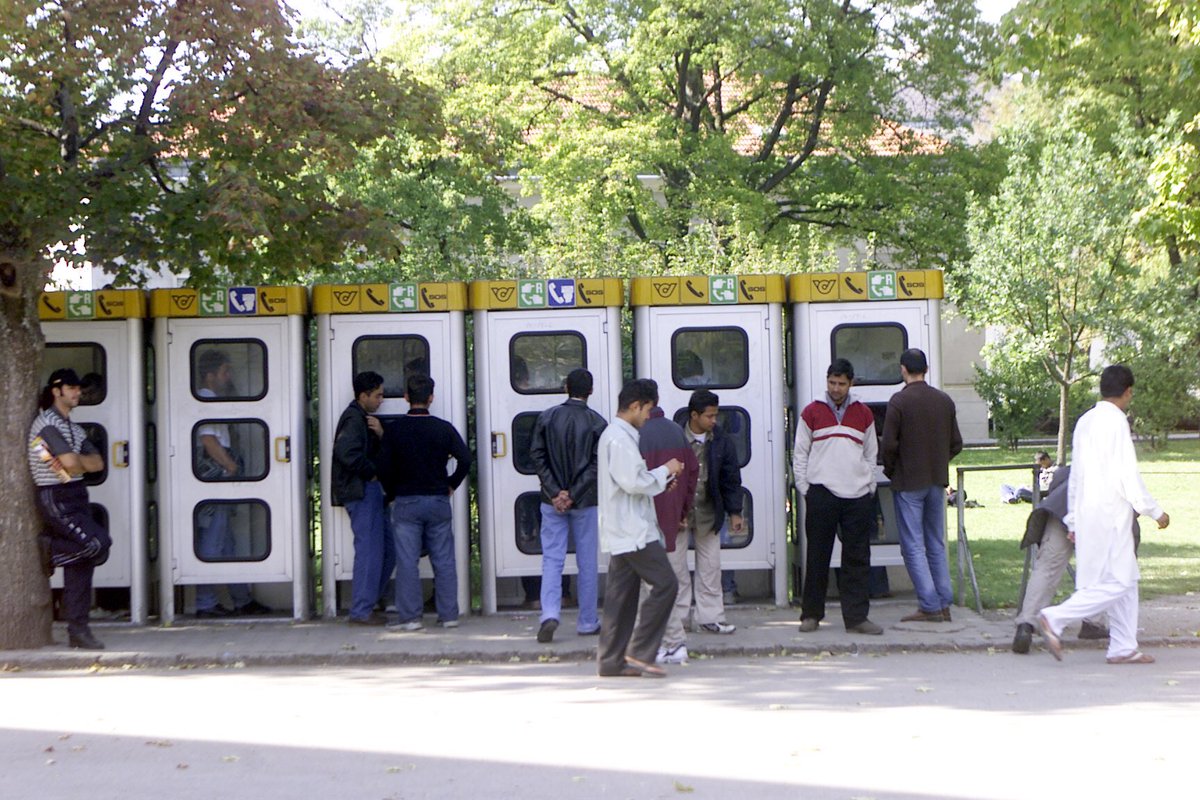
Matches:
[625,656,667,678]
[1106,651,1155,664]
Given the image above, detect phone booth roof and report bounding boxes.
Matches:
[629,274,785,307]
[39,289,147,321]
[788,269,944,304]
[470,277,623,310]
[149,286,307,317]
[311,282,468,314]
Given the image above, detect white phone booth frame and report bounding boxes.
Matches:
[472,278,624,615]
[152,286,310,623]
[631,275,789,608]
[314,282,470,618]
[789,270,944,578]
[40,290,151,624]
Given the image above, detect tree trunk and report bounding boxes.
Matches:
[0,259,53,650]
[1056,381,1069,466]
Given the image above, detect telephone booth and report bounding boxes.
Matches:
[151,286,309,622]
[39,289,152,624]
[631,275,790,607]
[789,269,944,585]
[313,282,470,618]
[473,278,623,614]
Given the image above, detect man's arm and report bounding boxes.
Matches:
[333,415,376,481]
[862,420,878,495]
[1115,426,1166,525]
[567,413,605,502]
[679,446,699,523]
[446,425,472,491]
[792,410,814,496]
[528,411,562,498]
[948,404,963,459]
[200,433,238,475]
[880,399,900,478]
[608,438,675,496]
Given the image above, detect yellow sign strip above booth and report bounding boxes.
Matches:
[150,286,308,317]
[629,275,786,306]
[788,270,944,303]
[311,282,469,314]
[470,278,623,310]
[39,289,148,321]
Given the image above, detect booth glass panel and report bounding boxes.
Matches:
[512,412,541,475]
[671,328,749,390]
[872,485,900,545]
[193,500,272,562]
[79,423,108,486]
[147,500,159,563]
[352,335,431,398]
[671,406,751,468]
[719,489,753,549]
[510,333,586,394]
[192,419,270,482]
[146,421,158,484]
[190,340,267,401]
[831,324,906,386]
[514,491,580,556]
[43,343,107,406]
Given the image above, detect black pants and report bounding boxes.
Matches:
[37,483,111,634]
[801,485,874,628]
[597,541,678,675]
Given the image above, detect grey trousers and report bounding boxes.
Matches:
[598,542,678,674]
[1016,516,1104,628]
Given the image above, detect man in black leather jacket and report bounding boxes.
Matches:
[529,368,608,642]
[332,371,393,626]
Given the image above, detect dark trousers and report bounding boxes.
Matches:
[37,483,111,635]
[801,485,874,628]
[597,541,678,674]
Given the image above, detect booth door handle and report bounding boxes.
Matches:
[275,436,291,463]
[491,432,506,459]
[112,441,130,468]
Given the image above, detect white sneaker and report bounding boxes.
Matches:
[388,620,424,632]
[438,619,459,629]
[699,622,735,634]
[656,644,689,664]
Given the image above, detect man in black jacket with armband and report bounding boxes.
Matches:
[332,370,394,626]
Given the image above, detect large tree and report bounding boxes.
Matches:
[0,0,440,649]
[390,0,997,276]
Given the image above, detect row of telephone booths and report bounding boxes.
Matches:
[39,270,946,624]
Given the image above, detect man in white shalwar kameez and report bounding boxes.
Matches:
[1039,365,1170,664]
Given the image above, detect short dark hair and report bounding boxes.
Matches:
[900,348,928,375]
[565,368,593,398]
[406,373,435,405]
[198,349,230,379]
[1099,364,1134,399]
[618,378,658,411]
[1034,450,1051,463]
[688,389,720,416]
[353,371,384,397]
[827,358,855,381]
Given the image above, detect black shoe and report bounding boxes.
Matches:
[68,629,105,650]
[196,606,234,619]
[537,618,559,643]
[235,600,272,616]
[1012,622,1034,654]
[1078,620,1110,640]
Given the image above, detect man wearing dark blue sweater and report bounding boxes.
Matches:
[381,373,471,631]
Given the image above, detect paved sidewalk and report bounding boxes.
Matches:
[4,593,1198,671]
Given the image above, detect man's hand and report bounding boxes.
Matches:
[366,415,383,437]
[729,514,745,533]
[664,458,684,477]
[1156,512,1170,530]
[552,490,573,513]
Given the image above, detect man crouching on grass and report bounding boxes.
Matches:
[596,379,684,678]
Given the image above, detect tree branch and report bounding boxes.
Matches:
[136,39,181,137]
[758,77,834,192]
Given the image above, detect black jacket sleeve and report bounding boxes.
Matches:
[717,434,744,515]
[333,411,377,482]
[529,409,562,497]
[566,412,606,502]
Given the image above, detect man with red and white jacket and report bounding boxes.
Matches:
[794,359,883,635]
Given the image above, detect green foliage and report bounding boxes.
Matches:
[0,0,442,282]
[972,344,1091,450]
[389,0,998,274]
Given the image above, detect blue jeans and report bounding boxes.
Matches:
[346,481,395,619]
[196,504,251,612]
[539,504,599,633]
[391,494,457,624]
[893,485,954,613]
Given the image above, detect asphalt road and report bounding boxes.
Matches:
[3,649,1197,799]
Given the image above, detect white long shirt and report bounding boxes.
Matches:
[597,416,672,555]
[1065,401,1163,587]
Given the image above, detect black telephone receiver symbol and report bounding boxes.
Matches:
[845,276,864,295]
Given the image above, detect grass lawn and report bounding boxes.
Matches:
[945,437,1200,609]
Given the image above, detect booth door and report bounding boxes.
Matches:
[324,313,460,582]
[165,318,299,584]
[42,321,136,588]
[643,305,780,570]
[482,311,614,576]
